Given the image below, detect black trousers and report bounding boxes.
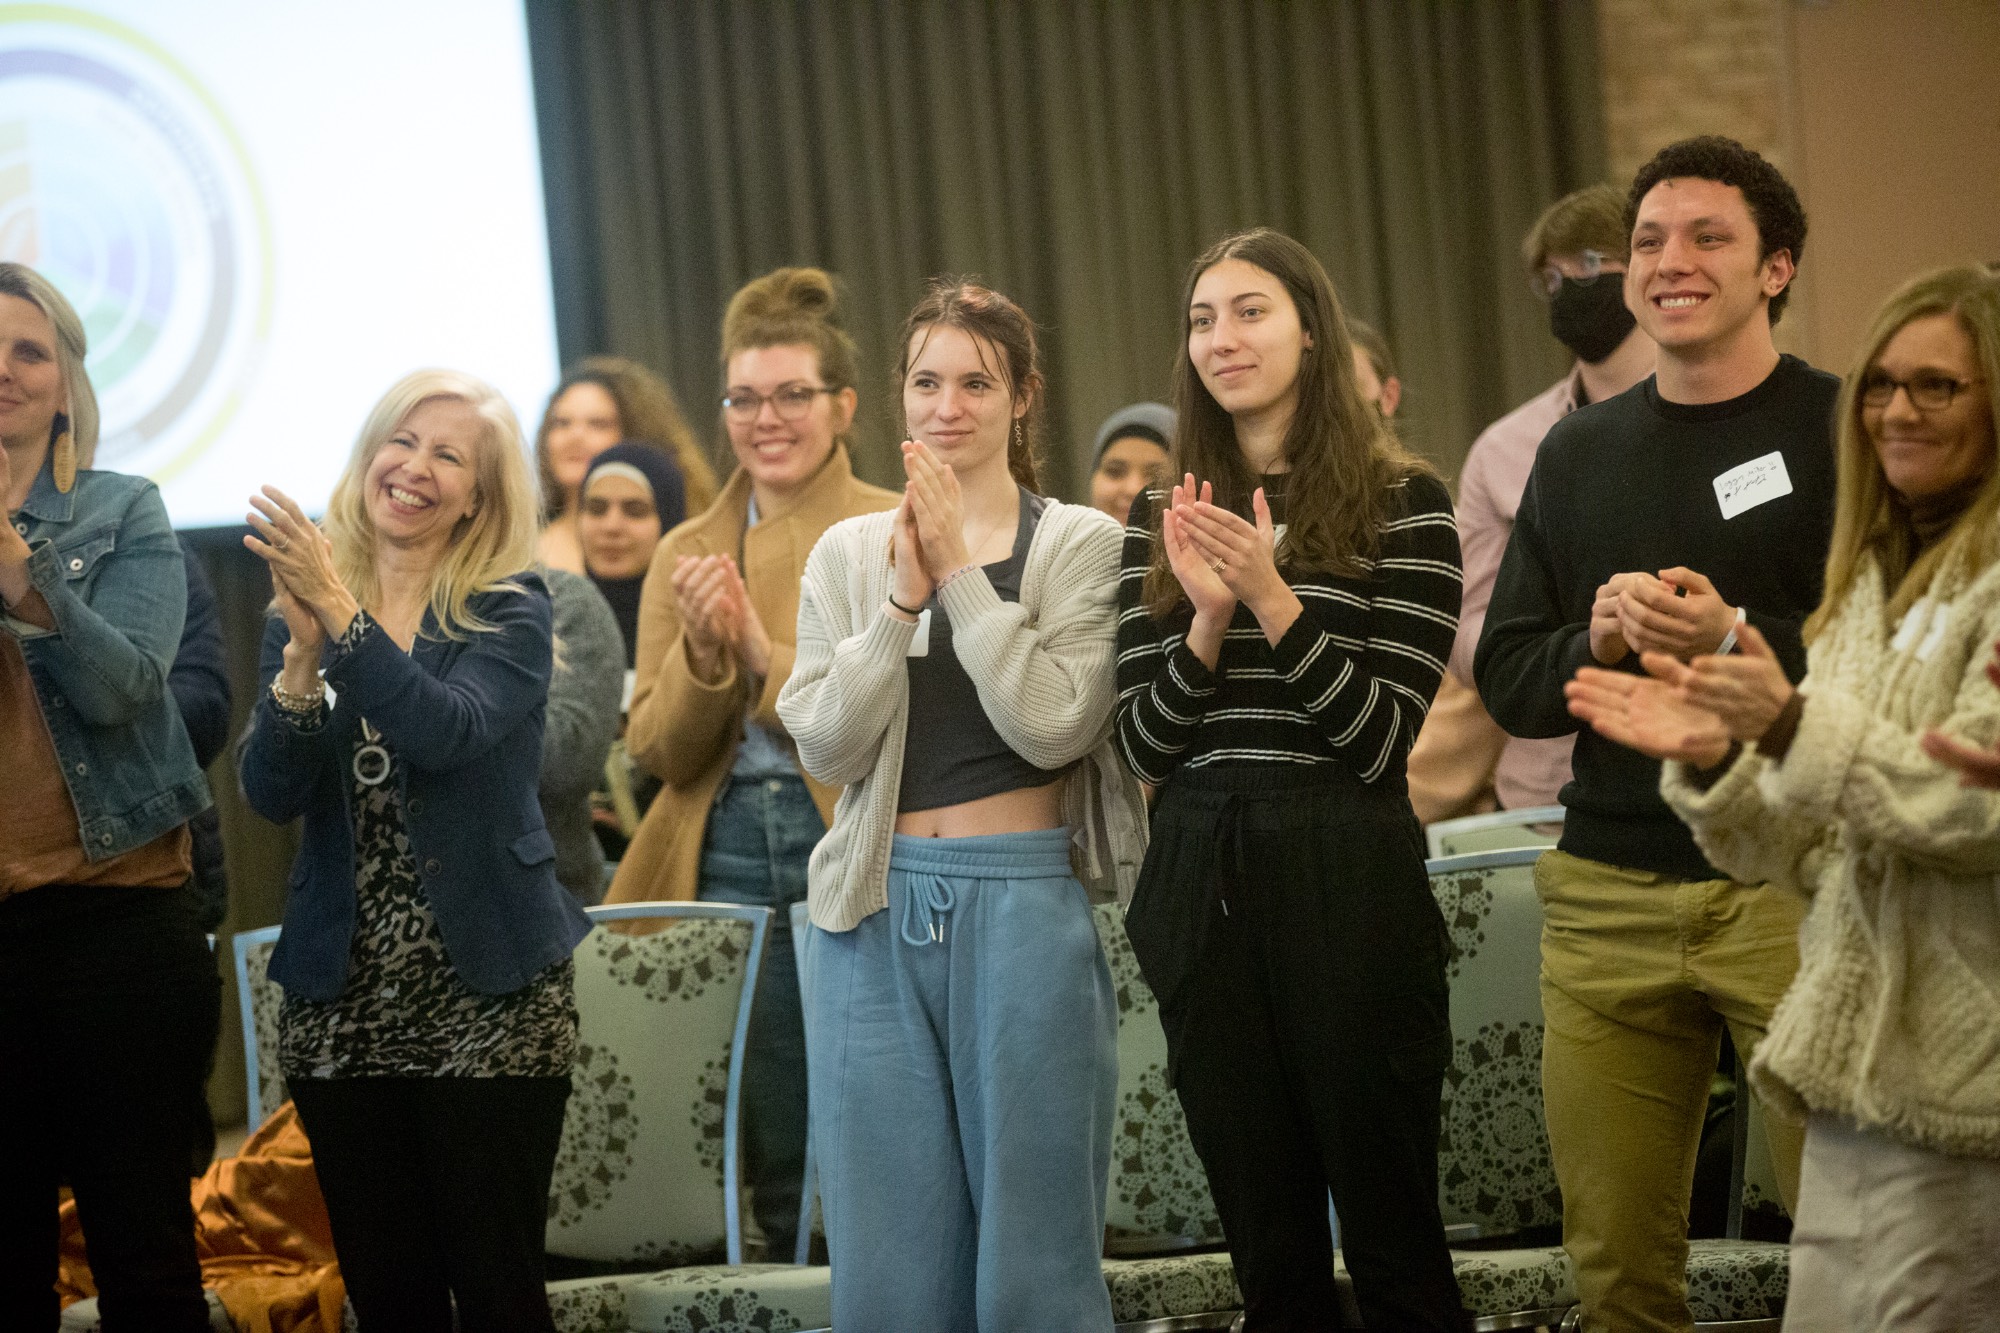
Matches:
[0,883,220,1333]
[1126,765,1468,1332]
[289,1075,571,1333]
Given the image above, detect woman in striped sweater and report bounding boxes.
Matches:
[1115,228,1469,1331]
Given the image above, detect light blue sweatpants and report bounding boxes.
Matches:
[804,827,1117,1332]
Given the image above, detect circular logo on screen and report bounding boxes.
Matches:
[0,6,270,480]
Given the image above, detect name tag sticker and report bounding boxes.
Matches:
[907,608,931,657]
[1712,451,1794,520]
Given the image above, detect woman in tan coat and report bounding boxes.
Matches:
[606,268,895,1256]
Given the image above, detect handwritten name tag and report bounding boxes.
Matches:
[907,608,931,657]
[1712,451,1794,520]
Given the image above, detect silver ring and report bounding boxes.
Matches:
[1211,559,1226,576]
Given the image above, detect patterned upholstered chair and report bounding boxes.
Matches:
[1094,900,1229,1257]
[233,902,772,1333]
[1092,901,1242,1331]
[546,901,772,1271]
[1329,849,1575,1330]
[231,925,287,1131]
[1679,1058,1790,1330]
[1425,806,1566,859]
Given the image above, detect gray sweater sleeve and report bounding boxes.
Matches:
[540,570,624,799]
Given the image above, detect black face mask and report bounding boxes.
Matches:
[1549,275,1636,365]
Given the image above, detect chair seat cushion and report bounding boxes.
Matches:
[1685,1238,1788,1320]
[1101,1251,1242,1323]
[548,1273,648,1333]
[1333,1245,1574,1325]
[625,1263,833,1333]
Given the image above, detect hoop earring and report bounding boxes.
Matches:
[51,419,76,494]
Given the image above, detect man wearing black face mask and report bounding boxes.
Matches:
[1407,185,1655,823]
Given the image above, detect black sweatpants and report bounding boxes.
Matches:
[1125,764,1468,1332]
[289,1075,571,1333]
[0,883,220,1333]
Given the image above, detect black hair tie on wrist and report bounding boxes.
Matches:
[887,592,923,617]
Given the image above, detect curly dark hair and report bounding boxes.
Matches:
[1625,135,1807,324]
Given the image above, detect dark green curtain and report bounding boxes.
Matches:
[528,0,1607,493]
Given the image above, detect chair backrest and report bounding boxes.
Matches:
[231,926,286,1132]
[1093,900,1226,1252]
[1427,848,1561,1238]
[545,901,770,1268]
[1426,805,1566,859]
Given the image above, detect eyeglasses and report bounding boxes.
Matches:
[720,384,838,423]
[1533,249,1613,300]
[1858,371,1987,412]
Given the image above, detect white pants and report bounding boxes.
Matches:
[1784,1113,2000,1331]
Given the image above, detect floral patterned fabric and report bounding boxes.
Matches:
[624,1264,833,1333]
[1685,1239,1789,1320]
[1093,902,1226,1249]
[1101,1253,1241,1323]
[545,914,758,1266]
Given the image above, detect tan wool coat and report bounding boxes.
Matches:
[605,447,898,907]
[1663,552,2000,1159]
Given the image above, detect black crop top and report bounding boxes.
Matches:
[898,487,1067,813]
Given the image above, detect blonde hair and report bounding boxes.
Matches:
[533,356,717,521]
[0,262,99,464]
[1808,265,2000,641]
[325,369,539,639]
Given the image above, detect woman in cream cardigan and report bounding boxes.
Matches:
[1567,264,2000,1329]
[779,279,1145,1332]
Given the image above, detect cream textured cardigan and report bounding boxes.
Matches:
[777,499,1149,933]
[1662,553,2000,1159]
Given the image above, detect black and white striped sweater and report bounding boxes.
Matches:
[1114,475,1462,785]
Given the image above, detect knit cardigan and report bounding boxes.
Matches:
[1662,552,2000,1159]
[777,500,1149,933]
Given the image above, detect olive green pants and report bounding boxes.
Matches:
[1535,849,1805,1333]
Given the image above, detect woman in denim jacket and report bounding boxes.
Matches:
[238,369,589,1332]
[0,262,218,1332]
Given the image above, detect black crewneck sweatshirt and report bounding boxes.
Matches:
[1474,354,1839,880]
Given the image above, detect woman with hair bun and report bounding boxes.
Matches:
[779,278,1145,1330]
[606,267,896,1258]
[533,355,718,574]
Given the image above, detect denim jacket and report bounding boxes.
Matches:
[239,573,591,1001]
[4,460,210,860]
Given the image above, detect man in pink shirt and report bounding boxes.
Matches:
[1409,185,1656,821]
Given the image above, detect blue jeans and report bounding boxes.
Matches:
[806,828,1118,1332]
[696,774,823,1254]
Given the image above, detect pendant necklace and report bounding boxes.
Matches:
[352,716,391,787]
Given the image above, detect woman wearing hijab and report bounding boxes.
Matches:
[578,442,684,667]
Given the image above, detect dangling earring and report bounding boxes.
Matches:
[1013,418,1025,454]
[51,414,76,494]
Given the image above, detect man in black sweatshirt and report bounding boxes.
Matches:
[1475,137,1836,1333]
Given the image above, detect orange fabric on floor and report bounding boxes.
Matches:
[57,1102,347,1332]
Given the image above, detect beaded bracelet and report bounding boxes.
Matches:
[933,563,978,596]
[269,678,325,717]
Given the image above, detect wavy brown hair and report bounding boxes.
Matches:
[1807,265,2000,642]
[533,356,718,521]
[1144,228,1434,615]
[896,277,1043,493]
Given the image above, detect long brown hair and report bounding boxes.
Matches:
[1144,228,1433,615]
[533,356,719,521]
[1807,265,2000,642]
[896,277,1044,493]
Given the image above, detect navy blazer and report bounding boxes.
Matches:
[240,573,590,1001]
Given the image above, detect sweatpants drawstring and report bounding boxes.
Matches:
[900,873,958,946]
